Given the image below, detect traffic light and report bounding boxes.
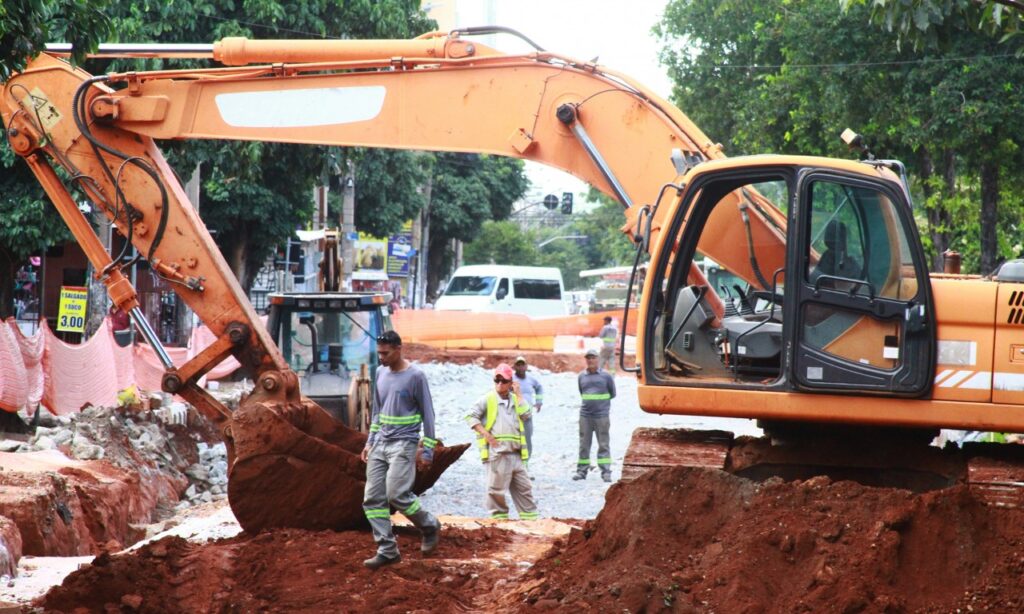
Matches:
[560,191,573,214]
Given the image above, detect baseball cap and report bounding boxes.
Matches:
[494,363,514,380]
[514,356,527,365]
[584,349,599,358]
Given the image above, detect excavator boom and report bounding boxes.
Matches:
[1,31,784,531]
[9,29,1023,526]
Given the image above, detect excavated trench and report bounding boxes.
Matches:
[4,357,1024,612]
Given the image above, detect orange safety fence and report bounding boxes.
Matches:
[391,309,636,350]
[0,316,250,416]
[2,310,631,414]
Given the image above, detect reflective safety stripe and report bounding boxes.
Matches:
[369,424,381,432]
[491,512,509,519]
[596,458,612,465]
[581,393,611,400]
[405,499,421,515]
[380,414,422,425]
[601,337,616,343]
[577,460,591,465]
[520,511,539,520]
[422,437,438,449]
[476,392,529,462]
[364,508,390,519]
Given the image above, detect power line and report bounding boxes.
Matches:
[706,53,1021,71]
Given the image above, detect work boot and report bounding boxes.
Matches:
[421,524,440,555]
[363,553,401,570]
[572,469,588,480]
[601,471,612,483]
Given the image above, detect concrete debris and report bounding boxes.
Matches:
[8,403,227,511]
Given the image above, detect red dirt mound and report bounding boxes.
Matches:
[39,525,518,613]
[523,467,1024,613]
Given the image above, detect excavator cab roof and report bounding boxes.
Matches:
[685,154,898,182]
[267,292,393,310]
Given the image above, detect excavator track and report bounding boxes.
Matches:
[624,427,1024,507]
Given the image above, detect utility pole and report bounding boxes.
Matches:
[415,174,433,308]
[341,160,356,291]
[176,163,201,344]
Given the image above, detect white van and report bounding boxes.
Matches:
[435,265,567,316]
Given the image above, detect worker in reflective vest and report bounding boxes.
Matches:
[575,349,617,482]
[465,363,539,520]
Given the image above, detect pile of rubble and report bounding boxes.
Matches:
[4,403,228,510]
[0,398,230,562]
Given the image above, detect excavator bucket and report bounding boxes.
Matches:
[226,399,468,532]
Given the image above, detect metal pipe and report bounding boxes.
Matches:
[45,43,215,59]
[129,306,174,369]
[556,104,633,208]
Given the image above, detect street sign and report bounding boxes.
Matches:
[57,286,88,333]
[543,194,558,210]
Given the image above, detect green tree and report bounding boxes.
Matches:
[0,0,111,76]
[463,220,539,267]
[657,0,1024,273]
[104,0,437,290]
[425,154,529,298]
[0,0,112,317]
[841,0,1024,52]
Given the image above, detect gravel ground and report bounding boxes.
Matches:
[415,361,762,519]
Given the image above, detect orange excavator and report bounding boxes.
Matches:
[4,28,1024,530]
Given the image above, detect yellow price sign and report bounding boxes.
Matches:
[57,286,89,333]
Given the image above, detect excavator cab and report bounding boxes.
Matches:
[266,291,392,430]
[648,160,935,396]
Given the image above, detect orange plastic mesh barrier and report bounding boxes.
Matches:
[0,321,30,412]
[391,309,636,350]
[41,318,134,415]
[0,316,256,415]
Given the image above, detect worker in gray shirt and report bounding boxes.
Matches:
[512,356,544,460]
[597,315,618,374]
[575,348,617,482]
[361,331,441,570]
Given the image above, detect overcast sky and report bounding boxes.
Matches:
[426,0,676,205]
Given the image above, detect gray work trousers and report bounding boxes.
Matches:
[363,439,439,558]
[486,452,539,519]
[599,346,616,373]
[578,415,611,474]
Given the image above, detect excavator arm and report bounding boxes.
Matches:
[1,31,788,531]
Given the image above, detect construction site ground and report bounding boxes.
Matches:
[1,351,1024,612]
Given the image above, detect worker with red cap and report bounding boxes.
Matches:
[465,363,539,520]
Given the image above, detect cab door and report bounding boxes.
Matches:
[789,171,934,395]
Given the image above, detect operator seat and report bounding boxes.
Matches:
[810,220,862,285]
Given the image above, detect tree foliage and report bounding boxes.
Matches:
[0,0,439,310]
[841,0,1024,52]
[0,0,111,77]
[425,153,530,297]
[463,188,639,292]
[657,0,1024,273]
[102,0,437,290]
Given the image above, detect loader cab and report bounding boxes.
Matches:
[266,292,393,428]
[645,158,935,398]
